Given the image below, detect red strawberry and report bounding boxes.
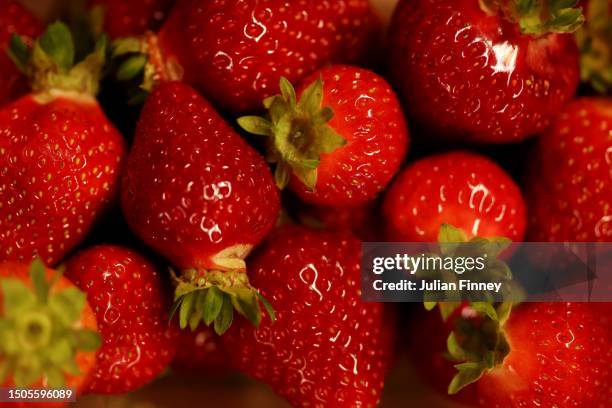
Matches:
[65,245,178,394]
[114,0,377,114]
[239,65,409,207]
[383,151,527,242]
[0,23,126,265]
[0,0,42,106]
[389,0,581,143]
[222,226,394,408]
[88,0,175,39]
[0,260,100,395]
[419,302,610,407]
[171,325,229,374]
[121,81,280,333]
[526,98,612,241]
[456,303,609,407]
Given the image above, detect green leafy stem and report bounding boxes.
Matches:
[171,269,275,335]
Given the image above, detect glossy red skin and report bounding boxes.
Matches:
[525,98,612,349]
[88,0,175,39]
[389,0,580,143]
[121,82,280,271]
[289,65,409,207]
[157,0,377,114]
[0,1,42,107]
[383,151,527,241]
[412,303,610,407]
[171,324,229,374]
[0,94,126,265]
[527,98,612,241]
[594,302,612,330]
[222,226,393,408]
[65,245,178,394]
[476,302,610,407]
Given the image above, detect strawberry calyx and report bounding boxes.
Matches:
[7,22,106,97]
[422,225,518,394]
[238,77,346,190]
[481,0,584,35]
[171,269,275,335]
[421,225,518,315]
[0,260,101,388]
[576,0,612,93]
[111,33,183,104]
[445,302,513,394]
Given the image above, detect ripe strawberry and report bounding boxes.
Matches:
[65,245,178,394]
[239,65,409,207]
[451,302,610,407]
[171,325,229,374]
[389,0,582,143]
[0,0,42,106]
[114,0,377,114]
[121,81,280,333]
[418,302,610,407]
[383,151,527,242]
[88,0,175,39]
[526,98,612,241]
[0,23,126,265]
[222,226,394,408]
[0,260,100,394]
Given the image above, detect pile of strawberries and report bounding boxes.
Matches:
[0,0,610,407]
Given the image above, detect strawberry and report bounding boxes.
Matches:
[438,302,611,407]
[383,151,527,242]
[88,0,175,39]
[113,0,377,114]
[0,0,42,106]
[171,324,229,374]
[526,98,612,241]
[524,94,612,360]
[239,65,409,207]
[0,23,126,265]
[388,0,582,143]
[121,81,280,334]
[222,225,394,408]
[0,260,100,394]
[64,245,178,394]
